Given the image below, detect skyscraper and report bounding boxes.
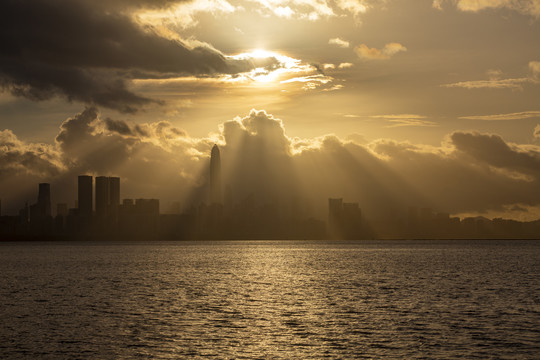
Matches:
[95,176,109,218]
[109,177,120,208]
[328,198,343,238]
[37,183,51,217]
[210,144,222,204]
[109,177,120,223]
[57,203,68,217]
[78,175,93,217]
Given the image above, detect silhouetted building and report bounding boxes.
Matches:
[167,201,181,215]
[119,198,160,239]
[57,203,68,217]
[109,177,120,205]
[210,144,222,204]
[95,176,110,219]
[37,183,51,217]
[328,198,343,238]
[27,183,53,235]
[55,203,68,235]
[7,172,540,240]
[78,175,93,217]
[109,176,120,221]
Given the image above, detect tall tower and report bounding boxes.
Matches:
[328,198,343,239]
[37,183,51,217]
[109,176,120,226]
[78,175,93,217]
[109,177,120,208]
[210,144,222,204]
[95,176,109,218]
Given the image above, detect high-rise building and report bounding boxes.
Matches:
[57,203,68,217]
[37,183,51,217]
[78,175,93,217]
[109,177,120,223]
[109,177,120,208]
[210,144,222,204]
[328,198,343,238]
[95,176,109,218]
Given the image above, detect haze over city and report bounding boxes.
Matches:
[1,0,540,222]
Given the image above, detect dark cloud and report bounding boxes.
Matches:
[55,107,137,173]
[451,132,540,176]
[0,129,64,211]
[0,129,62,179]
[55,107,100,152]
[0,0,256,112]
[105,118,134,136]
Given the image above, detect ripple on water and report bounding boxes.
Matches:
[0,240,539,359]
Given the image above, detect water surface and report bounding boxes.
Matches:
[1,240,539,359]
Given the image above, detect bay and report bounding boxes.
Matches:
[1,240,539,359]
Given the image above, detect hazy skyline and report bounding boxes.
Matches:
[1,0,540,220]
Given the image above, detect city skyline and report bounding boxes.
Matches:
[2,143,540,240]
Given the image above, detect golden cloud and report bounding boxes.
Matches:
[355,43,407,60]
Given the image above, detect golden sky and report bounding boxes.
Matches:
[1,0,540,220]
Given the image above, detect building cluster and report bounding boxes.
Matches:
[326,202,540,239]
[0,174,162,239]
[1,144,540,240]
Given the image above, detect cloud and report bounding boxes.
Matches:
[104,118,136,136]
[535,125,540,139]
[280,74,333,90]
[530,61,540,78]
[322,63,353,71]
[370,133,540,215]
[338,63,354,69]
[136,0,237,29]
[451,131,540,177]
[4,107,540,220]
[443,61,540,90]
[328,38,350,48]
[355,43,407,60]
[242,0,385,21]
[274,6,295,18]
[0,129,63,178]
[336,0,370,18]
[443,78,531,90]
[370,114,436,127]
[247,0,335,20]
[432,0,443,10]
[460,111,540,121]
[434,0,540,18]
[322,84,344,91]
[0,0,260,112]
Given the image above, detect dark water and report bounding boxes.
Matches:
[0,240,539,359]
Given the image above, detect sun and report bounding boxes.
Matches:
[250,49,276,59]
[227,49,310,84]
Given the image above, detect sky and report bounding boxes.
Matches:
[1,0,540,220]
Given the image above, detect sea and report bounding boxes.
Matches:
[0,240,538,359]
